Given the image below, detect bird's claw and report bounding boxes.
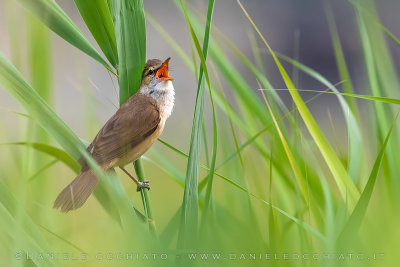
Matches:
[136,180,150,191]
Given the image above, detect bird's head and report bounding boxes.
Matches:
[141,57,173,89]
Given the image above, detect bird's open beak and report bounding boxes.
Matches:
[156,57,173,81]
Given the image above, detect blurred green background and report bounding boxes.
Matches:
[1,0,400,266]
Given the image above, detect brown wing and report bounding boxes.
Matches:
[85,93,160,168]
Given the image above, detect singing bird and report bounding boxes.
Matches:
[54,58,175,212]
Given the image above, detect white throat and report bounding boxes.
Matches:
[141,80,175,120]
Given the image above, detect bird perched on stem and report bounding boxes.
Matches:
[54,58,175,212]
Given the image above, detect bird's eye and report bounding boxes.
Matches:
[148,69,155,75]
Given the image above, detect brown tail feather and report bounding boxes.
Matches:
[53,170,98,212]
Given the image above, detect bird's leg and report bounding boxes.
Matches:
[119,167,150,191]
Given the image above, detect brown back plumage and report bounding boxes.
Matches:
[84,93,160,168]
[54,91,161,212]
[54,58,170,213]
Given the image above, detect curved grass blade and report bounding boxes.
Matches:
[261,88,324,226]
[237,0,360,208]
[175,5,270,147]
[149,10,299,196]
[147,13,250,135]
[183,8,312,190]
[0,53,141,229]
[212,88,328,177]
[0,141,145,222]
[149,14,289,196]
[152,143,321,239]
[324,3,363,182]
[0,142,80,172]
[275,54,362,182]
[260,90,309,205]
[347,0,400,51]
[187,11,268,123]
[214,171,326,241]
[355,4,400,186]
[337,111,399,245]
[211,25,287,114]
[159,88,328,195]
[352,0,400,97]
[74,0,118,68]
[212,19,353,203]
[0,53,84,160]
[16,0,115,74]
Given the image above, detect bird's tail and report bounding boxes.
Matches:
[53,170,98,212]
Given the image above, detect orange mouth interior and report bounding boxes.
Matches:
[156,58,173,81]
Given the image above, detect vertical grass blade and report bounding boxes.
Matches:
[147,12,251,135]
[111,0,146,104]
[199,0,217,229]
[324,2,358,115]
[260,90,309,205]
[183,6,270,130]
[134,160,156,234]
[324,3,363,182]
[16,0,114,73]
[178,0,215,247]
[28,15,52,102]
[237,0,360,208]
[26,14,53,220]
[110,0,153,234]
[74,0,118,68]
[355,1,400,193]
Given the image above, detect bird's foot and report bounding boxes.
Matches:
[136,180,150,191]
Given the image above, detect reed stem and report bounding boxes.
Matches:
[134,158,156,235]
